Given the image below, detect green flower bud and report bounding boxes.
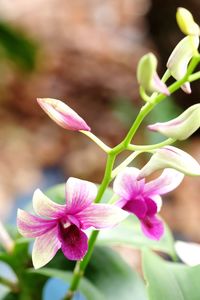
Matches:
[137,53,169,96]
[138,146,200,178]
[176,7,200,36]
[148,104,200,140]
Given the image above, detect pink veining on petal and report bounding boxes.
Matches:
[65,177,97,214]
[152,73,170,96]
[37,98,91,132]
[17,209,57,238]
[32,225,61,269]
[76,203,128,230]
[33,189,66,219]
[144,168,184,196]
[113,168,145,200]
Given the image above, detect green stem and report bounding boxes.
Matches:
[127,138,175,151]
[80,131,111,153]
[0,276,19,293]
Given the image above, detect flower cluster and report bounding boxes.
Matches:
[17,7,200,272]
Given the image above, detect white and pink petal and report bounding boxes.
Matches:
[17,209,57,238]
[32,225,61,269]
[76,204,128,230]
[144,168,184,196]
[33,189,66,219]
[65,177,97,214]
[113,167,144,200]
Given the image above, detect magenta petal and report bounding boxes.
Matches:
[65,177,97,214]
[141,216,164,240]
[113,167,145,200]
[144,168,184,196]
[145,198,157,216]
[123,199,147,219]
[58,224,88,261]
[17,209,56,238]
[76,204,128,230]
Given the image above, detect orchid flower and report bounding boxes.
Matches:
[37,98,91,131]
[113,167,184,240]
[167,36,199,93]
[148,104,200,140]
[138,146,200,178]
[137,53,169,96]
[17,177,128,269]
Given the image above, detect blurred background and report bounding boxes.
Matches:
[0,0,199,243]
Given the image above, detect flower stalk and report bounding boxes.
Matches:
[64,54,200,299]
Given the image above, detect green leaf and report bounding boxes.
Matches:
[30,268,105,300]
[0,238,31,276]
[98,215,176,258]
[142,249,200,300]
[0,21,38,71]
[86,246,147,300]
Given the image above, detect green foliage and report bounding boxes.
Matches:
[86,246,147,300]
[143,249,200,300]
[0,21,38,71]
[98,215,176,258]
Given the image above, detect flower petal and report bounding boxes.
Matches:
[65,177,97,213]
[17,209,56,238]
[76,204,128,230]
[32,226,61,269]
[149,195,162,212]
[144,168,184,196]
[113,167,145,200]
[37,98,91,131]
[58,224,88,261]
[141,216,164,240]
[145,198,157,216]
[123,199,147,219]
[33,189,66,219]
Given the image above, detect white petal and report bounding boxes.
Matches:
[65,177,97,213]
[32,226,61,269]
[32,189,66,219]
[77,204,128,229]
[175,241,200,266]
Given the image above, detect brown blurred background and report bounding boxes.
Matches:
[0,0,199,242]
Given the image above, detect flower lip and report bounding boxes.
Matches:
[37,98,91,132]
[113,167,183,240]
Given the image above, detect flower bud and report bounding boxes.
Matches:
[167,36,199,93]
[176,7,200,36]
[138,146,200,178]
[148,104,200,140]
[137,53,169,96]
[37,98,91,131]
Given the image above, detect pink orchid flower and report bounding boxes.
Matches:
[17,178,128,269]
[113,167,184,240]
[37,98,91,131]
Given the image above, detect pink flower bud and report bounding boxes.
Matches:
[37,98,91,131]
[138,146,200,178]
[148,104,200,140]
[167,36,199,93]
